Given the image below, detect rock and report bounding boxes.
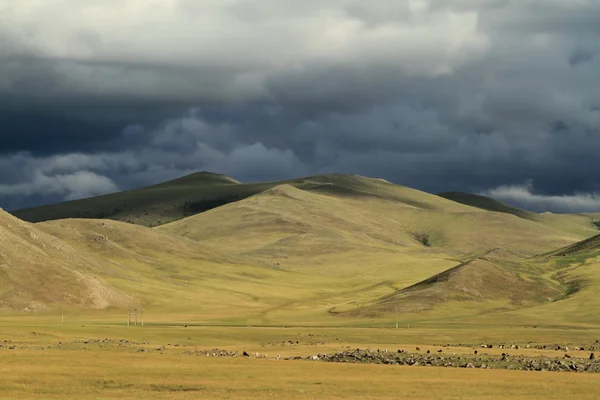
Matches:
[465,363,475,368]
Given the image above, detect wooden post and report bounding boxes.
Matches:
[128,312,130,326]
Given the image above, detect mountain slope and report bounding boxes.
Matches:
[5,172,600,325]
[0,209,131,311]
[0,210,357,320]
[544,233,600,258]
[159,183,595,282]
[11,172,483,227]
[341,257,561,316]
[437,192,536,219]
[11,171,251,227]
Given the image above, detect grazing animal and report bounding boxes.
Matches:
[564,354,571,359]
[243,351,250,357]
[255,352,259,358]
[437,349,443,353]
[426,350,430,354]
[474,350,478,355]
[590,353,595,360]
[416,347,420,351]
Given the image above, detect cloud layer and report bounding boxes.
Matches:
[483,181,600,214]
[1,1,600,212]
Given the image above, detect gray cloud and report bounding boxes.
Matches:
[483,181,600,214]
[1,1,600,211]
[0,169,118,202]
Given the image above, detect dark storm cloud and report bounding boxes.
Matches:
[1,1,600,213]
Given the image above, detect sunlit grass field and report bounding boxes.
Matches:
[2,315,600,399]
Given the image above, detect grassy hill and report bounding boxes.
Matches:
[0,208,131,311]
[4,172,600,327]
[437,192,536,219]
[438,191,600,240]
[11,172,486,227]
[11,171,254,226]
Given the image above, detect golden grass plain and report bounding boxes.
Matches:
[2,317,600,399]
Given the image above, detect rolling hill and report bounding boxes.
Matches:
[10,172,487,227]
[3,172,600,327]
[437,192,536,220]
[0,208,131,311]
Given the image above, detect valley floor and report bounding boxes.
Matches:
[1,315,600,399]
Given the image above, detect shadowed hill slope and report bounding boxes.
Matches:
[494,232,600,326]
[11,172,484,227]
[11,171,251,226]
[341,257,561,316]
[439,191,600,239]
[437,192,536,220]
[545,233,600,258]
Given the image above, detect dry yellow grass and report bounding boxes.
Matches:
[1,319,600,400]
[2,350,600,400]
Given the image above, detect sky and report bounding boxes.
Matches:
[1,0,600,213]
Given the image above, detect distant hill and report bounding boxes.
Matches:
[11,172,482,227]
[11,171,268,226]
[5,172,600,325]
[546,233,600,258]
[437,192,536,220]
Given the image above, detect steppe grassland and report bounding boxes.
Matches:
[2,316,600,399]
